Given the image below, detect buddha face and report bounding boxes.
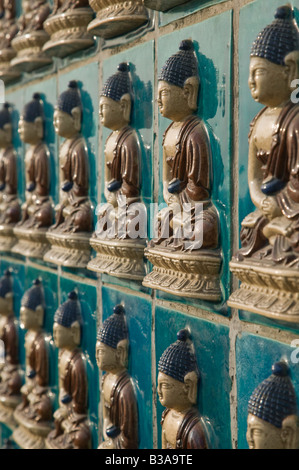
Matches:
[54,109,80,139]
[20,305,43,330]
[96,341,122,373]
[18,117,42,145]
[246,414,287,449]
[22,0,31,13]
[158,80,196,122]
[99,95,130,131]
[53,322,77,349]
[0,124,11,148]
[0,295,13,316]
[248,57,291,107]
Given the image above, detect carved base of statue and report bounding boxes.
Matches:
[144,0,191,11]
[10,31,52,73]
[43,8,94,58]
[87,237,146,280]
[0,48,20,83]
[44,231,91,268]
[12,423,51,449]
[11,227,50,259]
[0,364,22,429]
[228,255,299,323]
[0,401,18,429]
[143,247,222,300]
[0,225,18,252]
[87,0,148,39]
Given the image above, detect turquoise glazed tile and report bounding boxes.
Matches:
[155,305,231,449]
[159,0,227,27]
[238,0,299,231]
[236,332,299,449]
[239,309,299,334]
[101,286,153,449]
[59,276,99,448]
[58,61,99,226]
[156,11,232,311]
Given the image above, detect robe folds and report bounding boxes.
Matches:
[26,142,50,198]
[102,370,138,449]
[161,407,207,450]
[241,101,299,259]
[0,145,17,195]
[63,348,88,416]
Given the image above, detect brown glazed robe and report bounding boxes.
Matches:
[53,135,92,234]
[102,370,138,449]
[19,142,52,229]
[161,407,207,450]
[153,115,218,251]
[240,101,299,261]
[0,315,21,397]
[47,349,90,449]
[0,145,20,224]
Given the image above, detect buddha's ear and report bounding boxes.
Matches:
[183,76,199,112]
[284,51,299,86]
[116,339,128,368]
[3,123,12,142]
[71,321,81,346]
[183,371,198,405]
[120,94,131,123]
[71,106,82,132]
[34,116,44,139]
[281,415,299,449]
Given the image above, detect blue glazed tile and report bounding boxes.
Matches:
[58,62,99,227]
[155,305,231,449]
[59,275,99,448]
[236,332,299,449]
[156,11,232,309]
[159,0,227,27]
[101,286,153,449]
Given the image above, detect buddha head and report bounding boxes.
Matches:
[158,39,199,122]
[247,361,299,449]
[157,329,199,412]
[54,81,82,139]
[99,63,132,131]
[53,291,82,351]
[20,279,45,331]
[249,5,299,107]
[19,93,44,145]
[0,270,13,316]
[0,103,12,149]
[96,304,129,374]
[22,0,31,14]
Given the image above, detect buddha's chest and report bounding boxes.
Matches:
[253,109,282,152]
[163,410,184,449]
[59,350,73,384]
[0,316,7,339]
[163,124,183,162]
[103,373,117,406]
[25,331,36,362]
[105,133,119,168]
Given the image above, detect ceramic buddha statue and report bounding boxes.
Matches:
[229,6,299,322]
[0,103,21,252]
[13,279,53,449]
[0,270,22,429]
[44,81,93,268]
[144,0,191,11]
[88,63,146,279]
[42,0,94,58]
[46,291,91,449]
[0,0,20,83]
[96,305,138,449]
[157,329,207,449]
[247,362,299,449]
[12,93,53,259]
[143,40,221,300]
[87,0,148,39]
[10,0,52,72]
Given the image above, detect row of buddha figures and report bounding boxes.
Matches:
[1,4,299,324]
[0,38,223,303]
[0,0,194,83]
[0,271,298,450]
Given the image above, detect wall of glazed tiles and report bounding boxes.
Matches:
[0,0,299,450]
